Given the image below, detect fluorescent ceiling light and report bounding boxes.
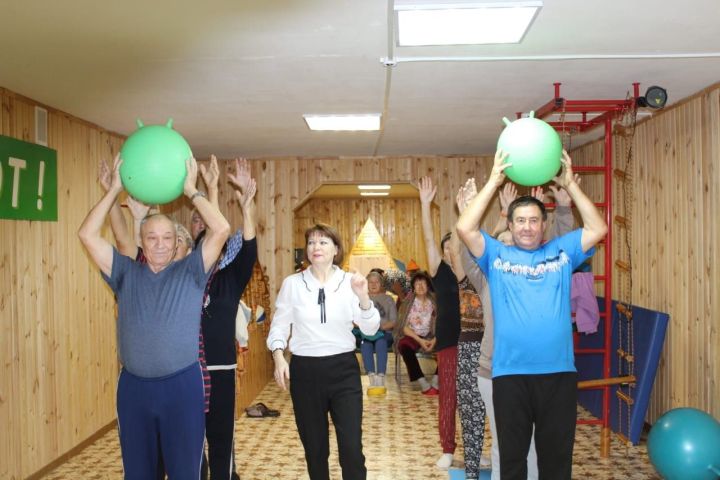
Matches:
[358,185,391,190]
[303,114,381,131]
[395,1,542,46]
[360,192,390,197]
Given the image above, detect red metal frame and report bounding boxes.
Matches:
[526,83,640,457]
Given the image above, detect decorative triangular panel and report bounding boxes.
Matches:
[342,218,397,275]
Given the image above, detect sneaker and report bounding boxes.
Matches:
[435,453,453,469]
[422,386,439,396]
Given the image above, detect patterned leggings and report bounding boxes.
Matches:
[457,340,486,478]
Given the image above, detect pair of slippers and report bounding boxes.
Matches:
[245,402,280,418]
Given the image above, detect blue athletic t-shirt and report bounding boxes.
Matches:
[475,229,595,377]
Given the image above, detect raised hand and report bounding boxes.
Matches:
[109,154,124,194]
[488,149,511,188]
[350,270,370,299]
[530,186,545,202]
[552,150,575,189]
[498,182,517,212]
[550,173,581,207]
[228,157,252,193]
[199,154,220,191]
[98,159,112,192]
[418,176,437,206]
[456,178,478,213]
[126,195,150,221]
[234,177,257,210]
[184,157,199,196]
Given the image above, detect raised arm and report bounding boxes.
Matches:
[456,149,510,258]
[227,158,257,241]
[98,158,136,257]
[185,157,231,272]
[456,183,488,291]
[418,176,442,276]
[79,156,124,276]
[199,154,221,208]
[553,151,607,252]
[448,186,469,279]
[491,183,516,237]
[125,196,150,255]
[548,174,580,239]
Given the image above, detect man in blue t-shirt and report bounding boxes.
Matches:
[456,149,607,480]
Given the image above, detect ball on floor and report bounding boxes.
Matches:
[647,407,720,480]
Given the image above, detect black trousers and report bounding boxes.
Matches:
[493,372,577,480]
[290,352,366,480]
[202,369,238,480]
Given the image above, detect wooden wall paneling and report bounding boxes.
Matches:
[684,101,700,408]
[0,91,19,479]
[0,220,18,480]
[0,89,128,478]
[707,89,720,416]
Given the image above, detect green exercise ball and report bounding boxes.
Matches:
[119,119,191,204]
[497,111,562,187]
[647,407,720,480]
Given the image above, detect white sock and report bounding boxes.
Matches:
[377,374,385,387]
[417,377,431,391]
[436,453,453,469]
[368,373,377,387]
[431,374,439,389]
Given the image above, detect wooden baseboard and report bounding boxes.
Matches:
[25,420,117,480]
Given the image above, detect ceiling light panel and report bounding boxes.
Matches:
[395,1,542,46]
[303,114,382,131]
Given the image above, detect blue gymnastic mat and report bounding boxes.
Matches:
[575,298,669,444]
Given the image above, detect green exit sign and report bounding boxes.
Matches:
[0,135,58,221]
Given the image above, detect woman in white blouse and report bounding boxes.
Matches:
[267,223,380,480]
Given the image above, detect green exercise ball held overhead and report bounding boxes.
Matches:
[497,111,563,187]
[119,118,191,204]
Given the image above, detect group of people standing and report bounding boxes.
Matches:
[79,147,606,480]
[264,149,606,480]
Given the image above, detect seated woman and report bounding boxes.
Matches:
[394,271,438,395]
[361,271,397,393]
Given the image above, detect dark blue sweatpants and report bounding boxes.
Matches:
[117,362,205,480]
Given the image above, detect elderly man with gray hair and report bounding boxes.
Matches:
[78,155,230,479]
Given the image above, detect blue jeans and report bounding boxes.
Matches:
[360,331,393,374]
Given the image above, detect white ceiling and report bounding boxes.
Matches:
[1,0,719,158]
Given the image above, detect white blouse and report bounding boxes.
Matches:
[267,266,380,357]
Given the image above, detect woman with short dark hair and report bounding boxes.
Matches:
[267,223,380,480]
